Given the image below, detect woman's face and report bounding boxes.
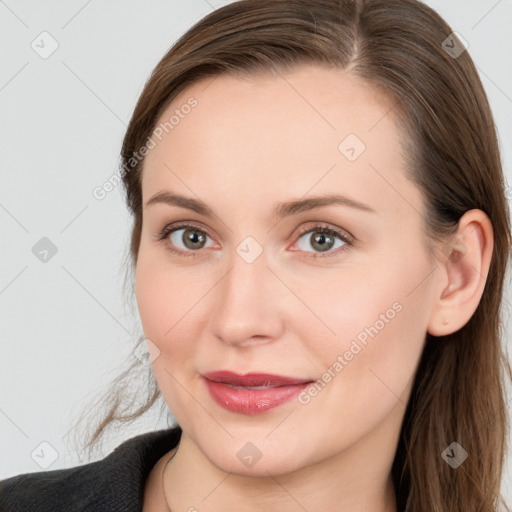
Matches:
[135,64,441,476]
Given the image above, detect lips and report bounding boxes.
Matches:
[202,371,313,388]
[201,371,314,415]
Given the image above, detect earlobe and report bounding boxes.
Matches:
[427,209,494,337]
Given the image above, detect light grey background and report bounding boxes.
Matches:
[1,0,511,503]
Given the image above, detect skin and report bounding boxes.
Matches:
[137,64,493,511]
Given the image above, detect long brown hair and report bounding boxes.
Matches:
[74,1,512,510]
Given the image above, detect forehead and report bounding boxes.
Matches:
[141,64,422,220]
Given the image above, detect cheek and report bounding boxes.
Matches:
[294,285,428,458]
[135,254,203,421]
[134,250,214,375]
[135,259,171,340]
[135,244,198,339]
[301,249,432,399]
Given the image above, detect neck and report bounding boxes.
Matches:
[160,419,400,512]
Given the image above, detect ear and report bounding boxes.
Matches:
[427,209,494,336]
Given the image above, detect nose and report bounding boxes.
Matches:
[209,244,285,348]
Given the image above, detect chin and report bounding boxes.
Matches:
[204,442,307,478]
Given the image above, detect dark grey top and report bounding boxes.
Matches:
[0,426,182,511]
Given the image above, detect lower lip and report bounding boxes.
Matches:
[203,377,311,415]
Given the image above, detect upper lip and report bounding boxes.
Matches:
[202,371,313,387]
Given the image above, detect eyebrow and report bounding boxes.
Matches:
[144,191,377,218]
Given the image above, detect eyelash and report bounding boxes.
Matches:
[157,222,353,259]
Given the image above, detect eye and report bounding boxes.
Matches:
[157,222,215,258]
[291,223,353,258]
[157,221,353,259]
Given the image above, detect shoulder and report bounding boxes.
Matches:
[0,463,92,512]
[0,426,182,512]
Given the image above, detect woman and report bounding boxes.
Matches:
[1,0,510,511]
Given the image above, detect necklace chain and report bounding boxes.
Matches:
[161,448,178,512]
